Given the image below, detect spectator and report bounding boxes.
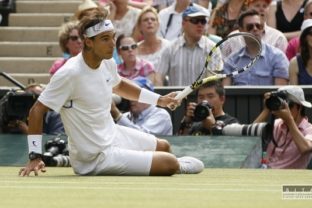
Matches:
[75,0,100,20]
[208,0,249,38]
[254,86,312,169]
[228,0,288,53]
[19,10,204,176]
[289,19,312,85]
[158,6,220,86]
[135,6,170,84]
[116,34,157,84]
[223,9,289,86]
[158,0,209,41]
[49,21,82,76]
[111,76,173,135]
[267,0,308,40]
[105,0,141,38]
[286,0,312,60]
[178,80,239,135]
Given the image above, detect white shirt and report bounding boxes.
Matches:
[39,53,121,173]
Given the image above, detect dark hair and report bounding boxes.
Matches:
[238,9,260,28]
[300,28,312,67]
[116,34,126,50]
[196,80,225,98]
[78,9,108,40]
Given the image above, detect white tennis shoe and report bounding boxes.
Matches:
[177,156,204,174]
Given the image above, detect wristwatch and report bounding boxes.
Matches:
[28,151,42,160]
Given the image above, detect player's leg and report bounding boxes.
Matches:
[155,138,171,152]
[150,151,179,176]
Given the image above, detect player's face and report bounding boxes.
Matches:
[197,87,224,116]
[91,31,116,59]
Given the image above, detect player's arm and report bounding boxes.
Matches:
[113,77,179,108]
[19,101,49,177]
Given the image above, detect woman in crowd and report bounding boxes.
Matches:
[289,19,312,85]
[116,34,157,84]
[49,21,82,75]
[135,6,170,85]
[208,0,248,38]
[267,0,308,40]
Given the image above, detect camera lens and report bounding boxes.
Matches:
[193,101,211,122]
[265,96,283,111]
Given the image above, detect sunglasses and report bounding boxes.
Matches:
[68,36,80,41]
[186,18,207,25]
[245,23,264,32]
[119,44,138,51]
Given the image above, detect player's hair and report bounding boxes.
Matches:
[78,8,109,40]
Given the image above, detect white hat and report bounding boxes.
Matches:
[278,86,312,108]
[301,19,312,32]
[78,0,97,12]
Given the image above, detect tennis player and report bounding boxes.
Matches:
[19,9,204,176]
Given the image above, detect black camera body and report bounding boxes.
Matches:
[193,101,212,122]
[0,90,38,133]
[43,137,71,167]
[265,90,287,111]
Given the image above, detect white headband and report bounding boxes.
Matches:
[85,20,114,38]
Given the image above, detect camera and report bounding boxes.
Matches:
[265,90,287,111]
[0,90,38,133]
[42,137,71,167]
[193,101,212,122]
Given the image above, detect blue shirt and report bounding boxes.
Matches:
[223,42,289,85]
[117,106,173,136]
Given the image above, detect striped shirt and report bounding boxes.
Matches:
[158,35,218,86]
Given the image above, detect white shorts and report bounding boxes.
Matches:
[92,125,157,175]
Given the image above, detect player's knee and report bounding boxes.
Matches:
[156,138,171,152]
[150,153,179,176]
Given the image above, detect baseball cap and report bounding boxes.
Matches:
[182,6,209,18]
[247,0,272,5]
[132,76,154,92]
[278,86,312,108]
[301,19,312,33]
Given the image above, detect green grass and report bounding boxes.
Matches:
[0,167,311,208]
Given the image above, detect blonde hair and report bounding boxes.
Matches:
[136,6,159,27]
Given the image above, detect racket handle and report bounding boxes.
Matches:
[167,86,193,111]
[175,86,193,100]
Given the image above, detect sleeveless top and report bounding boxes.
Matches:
[297,54,312,85]
[275,0,307,33]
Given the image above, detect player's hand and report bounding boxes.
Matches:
[18,159,46,177]
[158,91,181,109]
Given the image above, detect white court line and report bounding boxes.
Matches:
[0,185,279,192]
[0,179,284,187]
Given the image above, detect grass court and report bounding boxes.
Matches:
[0,167,311,208]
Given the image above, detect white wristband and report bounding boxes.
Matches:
[27,135,42,154]
[138,88,160,105]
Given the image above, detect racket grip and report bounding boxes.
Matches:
[167,86,193,111]
[174,86,193,100]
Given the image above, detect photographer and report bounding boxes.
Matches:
[254,86,312,169]
[178,81,239,135]
[111,76,173,135]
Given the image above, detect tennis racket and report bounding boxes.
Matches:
[170,32,262,110]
